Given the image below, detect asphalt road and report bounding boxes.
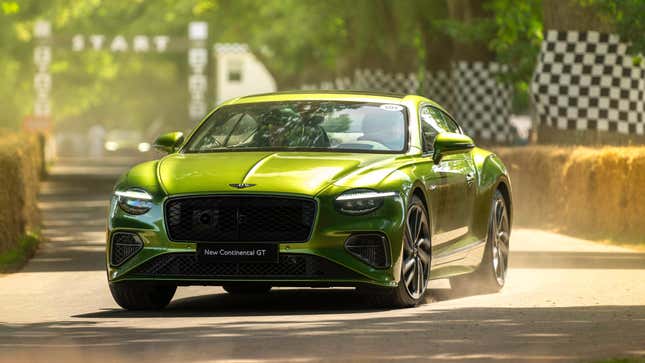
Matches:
[1,157,644,363]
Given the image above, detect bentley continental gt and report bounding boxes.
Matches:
[107,91,512,309]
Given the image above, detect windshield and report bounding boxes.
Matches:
[183,101,408,153]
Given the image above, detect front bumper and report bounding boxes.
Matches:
[107,238,397,288]
[106,191,406,288]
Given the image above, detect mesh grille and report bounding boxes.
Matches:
[345,234,390,268]
[165,196,316,243]
[130,253,356,279]
[110,232,143,266]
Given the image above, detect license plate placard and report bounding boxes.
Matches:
[197,244,279,263]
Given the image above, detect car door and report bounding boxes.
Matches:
[419,106,476,249]
[435,108,477,240]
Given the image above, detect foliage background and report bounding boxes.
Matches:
[0,0,641,134]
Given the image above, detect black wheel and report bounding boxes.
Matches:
[222,283,272,294]
[451,189,510,294]
[367,195,431,308]
[109,282,176,310]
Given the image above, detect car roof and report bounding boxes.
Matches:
[242,90,408,99]
[221,90,444,109]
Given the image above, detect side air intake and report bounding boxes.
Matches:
[344,233,390,268]
[110,232,143,266]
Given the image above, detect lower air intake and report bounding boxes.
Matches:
[345,234,390,268]
[110,232,143,266]
[129,253,358,279]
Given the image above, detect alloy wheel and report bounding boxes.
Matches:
[402,204,431,299]
[491,196,510,286]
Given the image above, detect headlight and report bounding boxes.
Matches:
[137,142,151,152]
[114,189,153,215]
[334,189,397,215]
[105,141,118,151]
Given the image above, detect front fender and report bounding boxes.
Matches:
[113,160,163,195]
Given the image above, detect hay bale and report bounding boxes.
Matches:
[0,133,42,254]
[495,146,645,243]
[495,146,569,226]
[625,151,645,239]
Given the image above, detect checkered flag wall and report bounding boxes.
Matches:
[453,62,513,143]
[301,63,514,143]
[353,69,419,94]
[532,30,645,135]
[420,69,455,112]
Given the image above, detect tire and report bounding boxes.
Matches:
[222,283,272,294]
[109,282,176,310]
[366,194,432,308]
[450,189,510,295]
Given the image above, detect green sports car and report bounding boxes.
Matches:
[107,91,512,309]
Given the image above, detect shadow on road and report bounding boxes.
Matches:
[74,288,455,318]
[2,304,643,362]
[25,160,117,273]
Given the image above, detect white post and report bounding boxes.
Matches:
[188,22,208,125]
[33,20,51,120]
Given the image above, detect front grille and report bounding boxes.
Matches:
[130,253,357,279]
[110,232,143,266]
[165,196,316,243]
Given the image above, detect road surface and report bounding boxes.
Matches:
[1,157,644,363]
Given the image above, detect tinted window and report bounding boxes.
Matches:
[420,106,443,152]
[184,101,408,153]
[437,110,461,134]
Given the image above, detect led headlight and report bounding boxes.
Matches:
[114,189,153,215]
[334,189,397,215]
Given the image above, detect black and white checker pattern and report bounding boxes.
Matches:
[353,69,419,94]
[421,69,456,113]
[300,64,514,143]
[452,62,513,143]
[532,30,645,135]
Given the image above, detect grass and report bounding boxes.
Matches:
[0,231,40,273]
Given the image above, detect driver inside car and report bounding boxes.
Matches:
[358,111,405,150]
[252,108,329,148]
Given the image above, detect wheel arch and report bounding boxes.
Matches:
[407,180,435,252]
[408,180,432,230]
[495,177,513,230]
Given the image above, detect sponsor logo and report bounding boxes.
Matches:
[380,104,404,111]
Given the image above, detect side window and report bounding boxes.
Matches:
[437,110,462,134]
[427,108,451,130]
[420,106,442,152]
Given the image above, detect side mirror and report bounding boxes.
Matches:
[432,133,475,164]
[153,131,184,154]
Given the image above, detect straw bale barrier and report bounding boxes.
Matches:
[495,146,645,242]
[0,132,43,255]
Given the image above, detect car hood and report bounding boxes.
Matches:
[157,151,400,196]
